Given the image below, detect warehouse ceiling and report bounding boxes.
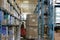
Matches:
[16,0,38,14]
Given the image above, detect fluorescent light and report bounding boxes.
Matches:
[20,4,29,8]
[23,1,29,3]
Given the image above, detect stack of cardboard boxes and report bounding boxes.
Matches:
[26,14,38,26]
[26,14,38,39]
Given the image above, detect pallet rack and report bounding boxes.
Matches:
[0,0,21,40]
[47,0,54,40]
[34,0,54,40]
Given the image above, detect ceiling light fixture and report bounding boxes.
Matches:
[23,1,29,3]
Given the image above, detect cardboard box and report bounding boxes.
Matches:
[0,0,7,9]
[54,32,60,40]
[26,27,38,39]
[10,6,14,15]
[26,14,38,27]
[6,3,10,12]
[8,15,10,24]
[15,19,19,25]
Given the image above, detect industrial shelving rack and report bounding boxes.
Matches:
[0,0,21,40]
[47,0,54,40]
[34,0,54,40]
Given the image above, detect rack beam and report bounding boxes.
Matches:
[0,7,20,21]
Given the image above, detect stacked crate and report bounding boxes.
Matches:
[26,14,38,39]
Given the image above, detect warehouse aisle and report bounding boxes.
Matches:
[0,0,60,40]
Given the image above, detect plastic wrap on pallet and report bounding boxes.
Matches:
[26,14,38,27]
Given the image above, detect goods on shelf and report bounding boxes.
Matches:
[2,13,8,25]
[14,10,17,17]
[10,6,14,15]
[8,27,14,40]
[6,2,10,12]
[26,27,38,39]
[0,0,21,39]
[7,15,9,25]
[8,0,15,6]
[10,16,12,25]
[15,19,19,25]
[0,0,7,9]
[0,11,4,23]
[8,15,15,25]
[2,26,7,40]
[26,14,38,27]
[10,16,14,25]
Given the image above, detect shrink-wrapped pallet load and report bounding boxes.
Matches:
[26,14,38,27]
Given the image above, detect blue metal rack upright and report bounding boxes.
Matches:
[34,0,54,40]
[47,0,54,40]
[0,11,4,40]
[37,0,45,40]
[41,0,45,40]
[37,0,41,40]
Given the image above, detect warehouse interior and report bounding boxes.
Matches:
[0,0,60,40]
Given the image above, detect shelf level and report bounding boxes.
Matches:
[0,7,20,21]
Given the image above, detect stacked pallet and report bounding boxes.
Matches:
[26,14,38,39]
